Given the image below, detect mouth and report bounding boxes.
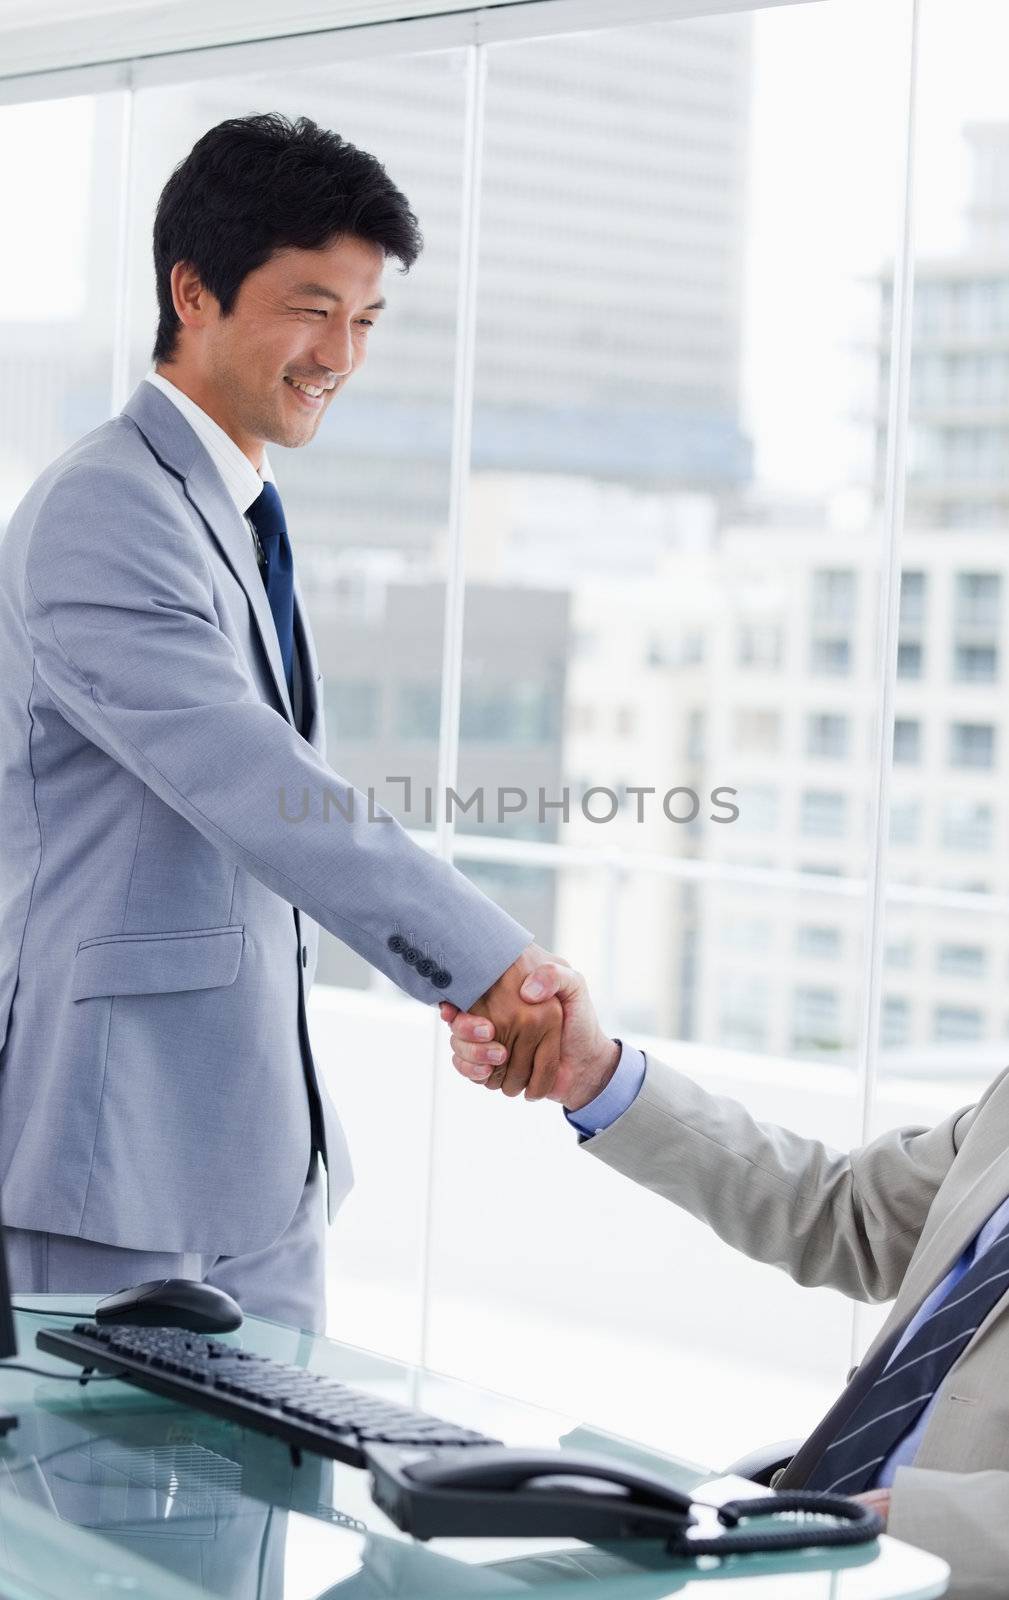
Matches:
[283,376,334,409]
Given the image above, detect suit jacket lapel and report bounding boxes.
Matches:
[780,1142,1009,1488]
[122,381,317,733]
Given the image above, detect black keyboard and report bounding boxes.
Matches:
[35,1323,501,1467]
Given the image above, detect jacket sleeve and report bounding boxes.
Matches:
[23,461,531,1009]
[887,1466,1007,1599]
[580,1052,1002,1301]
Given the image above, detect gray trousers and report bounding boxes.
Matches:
[5,1152,327,1334]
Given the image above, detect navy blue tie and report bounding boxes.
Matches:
[804,1220,1009,1494]
[248,481,295,700]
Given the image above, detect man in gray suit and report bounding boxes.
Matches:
[0,112,562,1332]
[443,963,1009,1596]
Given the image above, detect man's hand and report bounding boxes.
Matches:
[440,958,620,1109]
[462,944,565,1100]
[849,1489,890,1528]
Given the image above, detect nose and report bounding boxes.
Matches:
[312,317,355,379]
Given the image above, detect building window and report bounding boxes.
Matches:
[937,944,986,979]
[889,800,921,846]
[718,976,768,1052]
[806,713,849,759]
[953,644,998,682]
[942,800,994,852]
[934,1005,983,1043]
[800,790,846,838]
[949,721,996,769]
[881,995,910,1049]
[736,785,779,834]
[685,709,705,762]
[796,924,842,960]
[897,641,923,679]
[734,708,781,753]
[954,571,1001,631]
[899,571,926,627]
[812,569,856,625]
[885,937,914,969]
[810,638,851,677]
[792,986,842,1052]
[737,624,783,669]
[893,719,921,764]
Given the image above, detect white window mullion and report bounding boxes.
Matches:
[850,0,920,1376]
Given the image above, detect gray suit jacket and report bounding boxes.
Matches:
[584,1053,1009,1596]
[0,381,530,1256]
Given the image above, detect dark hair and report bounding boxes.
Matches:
[152,112,422,362]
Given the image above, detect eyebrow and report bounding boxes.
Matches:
[290,281,387,311]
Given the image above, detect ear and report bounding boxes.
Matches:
[170,261,214,331]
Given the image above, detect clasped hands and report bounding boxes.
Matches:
[440,943,620,1112]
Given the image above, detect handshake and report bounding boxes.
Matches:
[438,942,621,1112]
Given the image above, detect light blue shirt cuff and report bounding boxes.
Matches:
[563,1041,647,1138]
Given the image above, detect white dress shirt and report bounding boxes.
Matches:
[144,368,274,563]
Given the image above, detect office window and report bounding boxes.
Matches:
[953,644,998,682]
[461,681,557,743]
[810,637,852,677]
[330,681,381,740]
[881,995,911,1049]
[792,987,842,1052]
[733,709,781,753]
[937,944,986,979]
[949,721,996,769]
[897,641,923,679]
[796,924,842,960]
[941,800,994,852]
[893,719,921,764]
[800,790,847,838]
[806,713,849,759]
[397,682,442,742]
[934,1006,984,1043]
[718,975,768,1053]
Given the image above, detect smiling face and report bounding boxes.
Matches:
[160,234,387,465]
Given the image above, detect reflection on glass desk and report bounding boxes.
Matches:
[0,1299,949,1600]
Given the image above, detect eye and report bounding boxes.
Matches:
[356,318,375,328]
[294,307,327,317]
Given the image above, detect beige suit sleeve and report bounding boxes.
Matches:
[581,1055,1001,1301]
[888,1465,1008,1599]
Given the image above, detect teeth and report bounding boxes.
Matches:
[288,379,327,397]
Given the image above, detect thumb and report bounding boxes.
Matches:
[520,961,580,1003]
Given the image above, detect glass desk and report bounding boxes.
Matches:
[0,1300,948,1600]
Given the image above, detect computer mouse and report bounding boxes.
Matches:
[94,1278,243,1333]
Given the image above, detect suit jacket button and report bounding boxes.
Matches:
[301,945,308,968]
[403,945,420,965]
[387,935,406,955]
[416,958,434,978]
[431,968,452,989]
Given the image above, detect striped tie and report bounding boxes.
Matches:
[804,1220,1009,1494]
